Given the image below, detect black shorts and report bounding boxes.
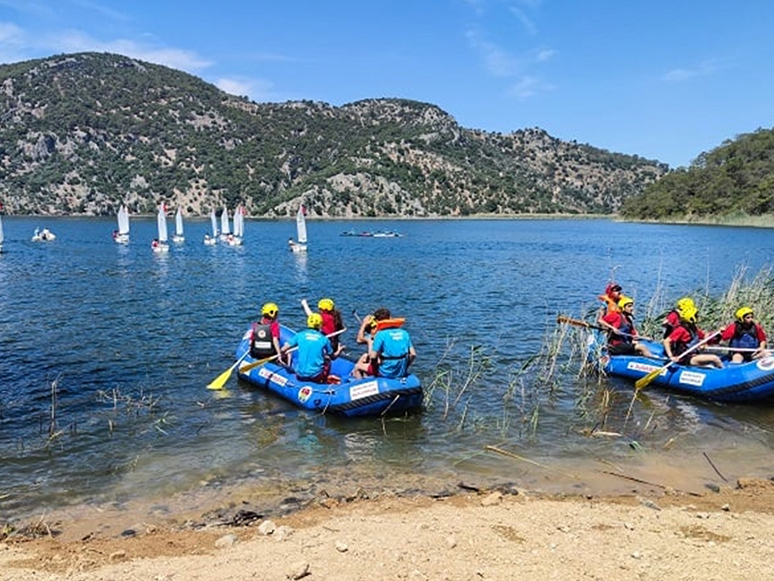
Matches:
[608,343,637,356]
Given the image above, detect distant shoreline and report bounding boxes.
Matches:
[7,213,774,228]
[1,213,615,220]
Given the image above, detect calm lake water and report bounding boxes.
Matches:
[2,216,774,526]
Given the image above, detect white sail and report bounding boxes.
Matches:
[233,205,244,237]
[210,209,219,237]
[204,208,218,245]
[296,205,307,244]
[113,205,130,243]
[117,205,130,235]
[175,208,184,236]
[157,204,168,243]
[220,207,231,236]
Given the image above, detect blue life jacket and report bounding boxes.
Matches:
[730,323,759,350]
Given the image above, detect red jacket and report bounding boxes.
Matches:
[602,311,638,346]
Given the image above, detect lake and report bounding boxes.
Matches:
[2,216,774,527]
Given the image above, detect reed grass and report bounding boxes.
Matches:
[637,264,774,338]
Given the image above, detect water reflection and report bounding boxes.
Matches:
[292,251,308,283]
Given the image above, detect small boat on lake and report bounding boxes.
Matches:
[32,227,56,242]
[340,229,372,237]
[372,230,402,238]
[588,332,774,403]
[229,205,244,246]
[113,205,130,244]
[340,229,402,237]
[289,205,307,252]
[233,325,423,417]
[152,203,169,253]
[219,206,231,243]
[172,207,185,243]
[204,208,218,245]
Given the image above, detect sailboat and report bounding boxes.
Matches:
[32,227,56,241]
[113,205,130,244]
[152,203,169,253]
[230,205,244,246]
[219,206,231,243]
[0,214,4,253]
[204,208,218,245]
[289,205,307,253]
[172,207,185,243]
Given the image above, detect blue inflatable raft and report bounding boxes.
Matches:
[588,333,774,403]
[234,325,423,417]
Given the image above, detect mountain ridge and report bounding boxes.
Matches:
[0,52,668,217]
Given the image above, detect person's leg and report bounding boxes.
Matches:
[690,354,723,368]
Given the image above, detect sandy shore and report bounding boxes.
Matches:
[3,477,774,581]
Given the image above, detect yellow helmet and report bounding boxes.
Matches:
[307,313,323,329]
[618,296,634,309]
[735,306,754,322]
[261,302,279,317]
[676,297,695,312]
[679,305,698,324]
[318,298,335,311]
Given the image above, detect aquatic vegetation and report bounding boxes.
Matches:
[638,264,774,338]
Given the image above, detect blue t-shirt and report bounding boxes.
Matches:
[287,329,332,378]
[372,328,413,378]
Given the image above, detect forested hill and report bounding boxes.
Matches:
[0,52,668,217]
[621,128,774,221]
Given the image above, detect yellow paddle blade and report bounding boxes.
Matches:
[206,363,236,390]
[634,365,667,390]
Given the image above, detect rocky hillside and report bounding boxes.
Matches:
[0,52,668,217]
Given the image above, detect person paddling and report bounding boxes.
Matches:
[281,313,344,383]
[719,307,770,363]
[599,296,656,358]
[663,303,723,368]
[250,302,286,365]
[662,297,695,339]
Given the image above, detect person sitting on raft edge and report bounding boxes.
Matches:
[598,296,656,358]
[663,303,723,369]
[368,308,416,379]
[281,312,344,383]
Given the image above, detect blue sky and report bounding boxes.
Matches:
[1,0,772,168]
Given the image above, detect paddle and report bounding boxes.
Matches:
[238,328,348,374]
[556,315,653,341]
[634,330,721,391]
[206,351,250,390]
[556,315,606,332]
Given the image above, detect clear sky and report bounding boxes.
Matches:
[1,0,772,168]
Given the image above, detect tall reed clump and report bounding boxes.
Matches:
[638,265,774,338]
